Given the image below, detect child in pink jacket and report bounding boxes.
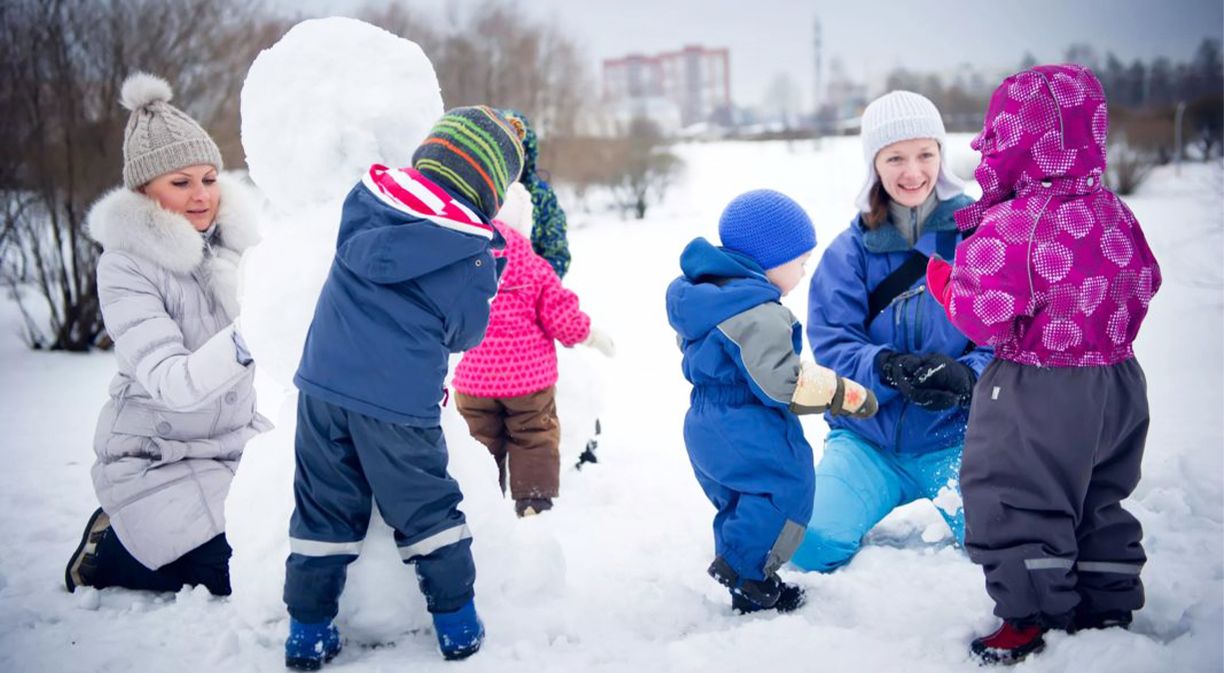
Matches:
[453,183,614,517]
[927,64,1161,665]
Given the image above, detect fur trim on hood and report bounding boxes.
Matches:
[86,173,261,274]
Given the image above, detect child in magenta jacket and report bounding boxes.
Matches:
[452,183,614,517]
[926,64,1161,665]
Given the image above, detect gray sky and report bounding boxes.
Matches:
[295,0,1223,107]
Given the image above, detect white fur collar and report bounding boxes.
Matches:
[86,173,262,273]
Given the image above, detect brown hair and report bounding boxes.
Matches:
[864,180,890,230]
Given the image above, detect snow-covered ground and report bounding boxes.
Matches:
[1,138,1221,672]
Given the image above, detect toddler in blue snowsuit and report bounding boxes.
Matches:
[282,107,524,669]
[665,190,878,613]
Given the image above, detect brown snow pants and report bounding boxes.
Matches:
[455,386,560,500]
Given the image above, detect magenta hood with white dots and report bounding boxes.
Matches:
[944,64,1162,367]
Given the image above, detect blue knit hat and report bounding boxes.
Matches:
[718,189,816,270]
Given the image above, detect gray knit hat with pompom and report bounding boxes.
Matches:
[120,72,223,188]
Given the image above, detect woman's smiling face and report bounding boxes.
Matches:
[874,138,940,208]
[140,164,220,232]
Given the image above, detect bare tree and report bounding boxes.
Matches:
[360,1,591,151]
[607,118,683,220]
[1106,134,1156,195]
[0,0,284,350]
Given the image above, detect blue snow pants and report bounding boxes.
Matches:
[791,429,965,573]
[284,393,475,623]
[684,386,815,582]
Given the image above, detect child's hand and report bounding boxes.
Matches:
[581,326,616,357]
[791,361,878,418]
[926,255,953,308]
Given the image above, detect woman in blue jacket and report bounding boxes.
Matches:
[792,91,992,572]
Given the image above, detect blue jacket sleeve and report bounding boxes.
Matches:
[806,231,900,406]
[716,302,802,411]
[959,343,994,377]
[440,249,500,353]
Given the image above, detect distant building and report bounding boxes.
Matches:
[602,45,732,131]
[822,57,869,133]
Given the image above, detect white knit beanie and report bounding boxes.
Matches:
[120,72,224,189]
[854,90,965,213]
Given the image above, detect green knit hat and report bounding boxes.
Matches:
[120,72,223,189]
[411,106,525,219]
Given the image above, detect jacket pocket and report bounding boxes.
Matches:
[112,401,224,441]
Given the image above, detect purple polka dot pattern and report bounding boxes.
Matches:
[996,207,1036,243]
[1054,201,1093,239]
[1079,276,1109,315]
[946,64,1162,367]
[1034,242,1073,282]
[1042,319,1083,351]
[970,290,1016,326]
[993,112,1025,151]
[1032,130,1078,174]
[1101,228,1134,267]
[1046,284,1079,319]
[1107,305,1131,344]
[964,237,1008,275]
[1091,104,1109,147]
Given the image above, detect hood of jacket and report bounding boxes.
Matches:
[335,165,506,283]
[956,64,1109,231]
[666,237,781,341]
[86,173,261,273]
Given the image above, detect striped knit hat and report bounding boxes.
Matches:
[411,106,525,219]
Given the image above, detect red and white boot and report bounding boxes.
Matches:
[970,619,1047,665]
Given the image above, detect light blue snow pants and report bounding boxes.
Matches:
[790,429,965,573]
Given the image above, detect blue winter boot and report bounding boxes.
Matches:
[285,618,342,671]
[432,599,485,660]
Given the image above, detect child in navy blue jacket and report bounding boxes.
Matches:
[665,190,878,613]
[283,107,524,669]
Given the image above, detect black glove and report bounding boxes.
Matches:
[875,350,977,411]
[875,350,924,391]
[907,353,977,410]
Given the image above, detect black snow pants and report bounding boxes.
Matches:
[961,358,1149,626]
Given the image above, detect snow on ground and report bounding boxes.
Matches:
[0,142,1220,672]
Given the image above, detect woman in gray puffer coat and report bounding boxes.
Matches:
[64,73,271,596]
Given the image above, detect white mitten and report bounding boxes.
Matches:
[791,360,877,418]
[581,325,616,358]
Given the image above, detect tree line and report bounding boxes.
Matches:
[0,0,631,351]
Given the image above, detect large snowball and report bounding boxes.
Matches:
[237,16,444,386]
[241,16,443,210]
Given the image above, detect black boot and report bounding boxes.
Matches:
[65,508,110,592]
[1071,609,1132,632]
[708,556,806,614]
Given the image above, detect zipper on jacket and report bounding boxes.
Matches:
[197,237,218,315]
